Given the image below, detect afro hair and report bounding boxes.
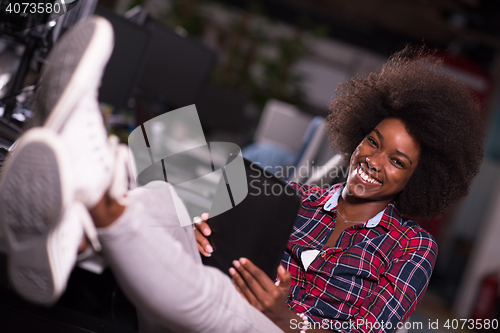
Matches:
[326,46,484,218]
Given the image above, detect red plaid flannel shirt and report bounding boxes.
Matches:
[282,182,438,332]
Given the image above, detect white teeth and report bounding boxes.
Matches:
[357,166,381,184]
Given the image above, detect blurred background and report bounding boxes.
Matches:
[1,0,500,332]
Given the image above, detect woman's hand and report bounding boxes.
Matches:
[230,258,294,327]
[193,213,213,257]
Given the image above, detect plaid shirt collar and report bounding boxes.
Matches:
[305,182,403,231]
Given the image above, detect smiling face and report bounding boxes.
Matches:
[345,118,421,203]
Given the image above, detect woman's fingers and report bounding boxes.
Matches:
[232,258,283,311]
[232,259,292,323]
[230,266,262,310]
[237,258,277,293]
[194,229,213,256]
[276,265,292,293]
[229,268,252,303]
[193,214,213,257]
[231,258,291,321]
[194,220,211,237]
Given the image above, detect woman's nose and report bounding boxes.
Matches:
[366,155,381,172]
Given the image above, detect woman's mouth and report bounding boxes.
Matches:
[355,164,382,185]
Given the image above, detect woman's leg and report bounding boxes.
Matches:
[0,13,278,331]
[91,183,282,333]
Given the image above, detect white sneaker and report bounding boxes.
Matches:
[0,16,132,306]
[0,128,84,306]
[108,136,137,206]
[36,15,116,208]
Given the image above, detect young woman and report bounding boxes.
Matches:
[196,47,484,332]
[0,17,482,332]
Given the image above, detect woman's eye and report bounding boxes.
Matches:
[393,159,405,168]
[367,137,378,147]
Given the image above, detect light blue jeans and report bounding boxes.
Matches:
[97,184,282,333]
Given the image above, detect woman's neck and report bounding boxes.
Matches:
[338,187,393,222]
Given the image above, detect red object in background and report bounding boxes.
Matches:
[412,215,446,240]
[434,50,491,111]
[471,272,500,320]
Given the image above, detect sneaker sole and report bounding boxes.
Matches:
[0,128,72,305]
[42,16,114,132]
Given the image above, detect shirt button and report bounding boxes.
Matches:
[321,253,326,257]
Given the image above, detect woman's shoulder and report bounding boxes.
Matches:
[397,217,439,255]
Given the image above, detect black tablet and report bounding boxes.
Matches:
[202,158,300,279]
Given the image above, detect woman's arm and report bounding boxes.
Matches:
[231,228,437,333]
[231,258,332,332]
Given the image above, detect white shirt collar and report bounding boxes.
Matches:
[323,186,384,228]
